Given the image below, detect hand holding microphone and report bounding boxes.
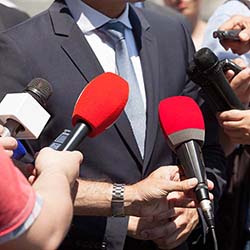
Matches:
[159,96,215,230]
[217,15,250,55]
[0,78,52,139]
[0,78,53,160]
[188,47,245,112]
[0,125,17,157]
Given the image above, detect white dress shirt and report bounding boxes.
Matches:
[65,0,146,110]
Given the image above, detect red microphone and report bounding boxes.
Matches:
[159,96,215,229]
[57,72,129,151]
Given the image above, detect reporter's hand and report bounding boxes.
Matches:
[218,109,250,144]
[218,15,250,55]
[34,147,83,186]
[0,125,17,156]
[225,65,250,105]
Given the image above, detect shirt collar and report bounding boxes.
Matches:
[65,0,132,34]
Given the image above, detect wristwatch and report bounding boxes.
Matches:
[111,183,125,217]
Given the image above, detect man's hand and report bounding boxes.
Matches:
[0,125,17,157]
[153,207,199,250]
[218,15,250,55]
[124,166,200,217]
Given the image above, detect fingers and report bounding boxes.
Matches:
[230,67,250,90]
[219,109,245,122]
[207,179,214,190]
[167,194,197,209]
[140,218,178,241]
[155,208,198,249]
[0,136,17,150]
[164,178,198,193]
[229,68,250,103]
[218,15,250,54]
[223,129,250,144]
[154,227,188,250]
[219,15,250,40]
[232,58,247,69]
[0,136,18,157]
[219,15,246,31]
[219,110,250,130]
[141,208,198,248]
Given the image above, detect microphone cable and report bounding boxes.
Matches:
[211,227,218,250]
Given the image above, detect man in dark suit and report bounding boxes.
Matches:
[0,3,28,31]
[0,0,226,249]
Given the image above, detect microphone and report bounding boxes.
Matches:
[56,72,129,151]
[187,47,245,112]
[159,96,215,229]
[0,78,52,139]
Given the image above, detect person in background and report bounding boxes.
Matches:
[163,0,206,49]
[134,0,192,31]
[202,0,250,64]
[201,13,250,250]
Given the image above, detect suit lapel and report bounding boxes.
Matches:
[49,1,143,166]
[130,7,160,173]
[49,2,104,82]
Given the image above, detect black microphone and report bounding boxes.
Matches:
[187,47,245,112]
[0,78,52,138]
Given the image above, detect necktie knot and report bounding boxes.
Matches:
[100,21,126,44]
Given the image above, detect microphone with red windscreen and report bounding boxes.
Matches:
[56,72,129,151]
[159,96,215,230]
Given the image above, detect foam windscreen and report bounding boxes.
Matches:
[159,96,204,137]
[72,72,129,137]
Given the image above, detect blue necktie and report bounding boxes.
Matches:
[100,21,146,157]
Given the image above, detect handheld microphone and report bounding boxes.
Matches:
[0,78,53,139]
[187,47,244,112]
[159,96,215,229]
[56,72,129,151]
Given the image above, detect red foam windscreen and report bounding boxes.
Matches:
[72,72,129,137]
[159,96,205,137]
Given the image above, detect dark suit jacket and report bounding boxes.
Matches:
[0,1,226,249]
[0,3,28,31]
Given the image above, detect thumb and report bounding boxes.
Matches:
[239,30,250,42]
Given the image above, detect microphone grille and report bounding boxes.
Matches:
[193,47,218,71]
[25,78,53,106]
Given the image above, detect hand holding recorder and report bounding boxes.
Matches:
[217,15,250,55]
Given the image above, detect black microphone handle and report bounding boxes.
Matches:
[57,122,90,151]
[175,140,205,180]
[204,63,245,110]
[175,140,215,229]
